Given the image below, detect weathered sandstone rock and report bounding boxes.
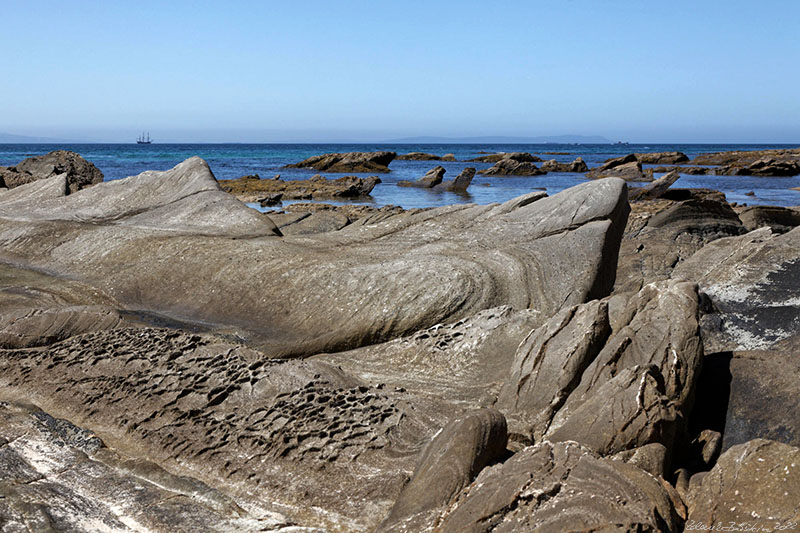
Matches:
[0,327,456,531]
[435,440,685,532]
[478,158,546,176]
[687,439,800,527]
[629,169,681,201]
[379,409,507,532]
[587,159,653,181]
[614,193,745,294]
[0,158,630,357]
[737,204,800,233]
[285,151,396,172]
[672,226,800,351]
[0,150,103,193]
[0,400,301,532]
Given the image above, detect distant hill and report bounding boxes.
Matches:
[0,132,83,143]
[382,134,612,144]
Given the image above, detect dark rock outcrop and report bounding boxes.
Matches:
[540,156,588,173]
[467,152,541,163]
[0,150,103,193]
[435,440,685,532]
[726,347,800,449]
[432,167,475,192]
[221,173,381,202]
[397,165,446,188]
[396,152,455,161]
[478,158,546,176]
[285,151,396,173]
[687,439,800,527]
[0,158,630,357]
[636,151,690,164]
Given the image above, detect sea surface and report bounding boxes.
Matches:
[2,143,800,209]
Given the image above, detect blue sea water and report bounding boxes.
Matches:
[2,143,800,209]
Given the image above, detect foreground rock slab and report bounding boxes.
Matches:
[285,151,396,172]
[0,327,457,531]
[687,439,800,528]
[0,158,630,357]
[435,440,685,532]
[0,400,304,532]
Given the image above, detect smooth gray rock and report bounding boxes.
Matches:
[496,300,610,442]
[546,281,702,456]
[0,159,630,357]
[435,440,685,532]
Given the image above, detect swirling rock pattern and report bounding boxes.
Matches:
[0,158,630,357]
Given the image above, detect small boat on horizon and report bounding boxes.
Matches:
[137,132,152,144]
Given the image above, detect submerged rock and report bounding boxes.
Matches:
[396,152,455,161]
[397,165,446,188]
[467,152,541,163]
[0,150,103,193]
[432,167,476,192]
[285,151,396,172]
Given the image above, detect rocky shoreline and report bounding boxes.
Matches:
[1,150,799,531]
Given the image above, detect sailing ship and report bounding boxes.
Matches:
[136,132,152,144]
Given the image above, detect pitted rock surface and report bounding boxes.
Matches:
[0,327,454,530]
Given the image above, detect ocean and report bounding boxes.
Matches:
[2,143,800,209]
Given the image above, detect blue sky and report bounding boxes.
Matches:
[2,0,798,142]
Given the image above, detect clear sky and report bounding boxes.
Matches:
[2,0,798,143]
